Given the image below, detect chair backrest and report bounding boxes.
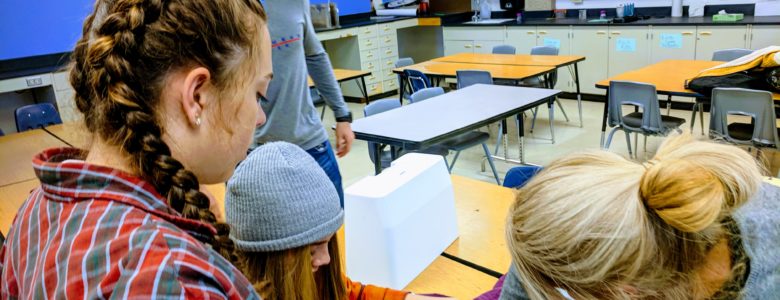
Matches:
[395,57,414,68]
[456,70,493,89]
[310,87,324,105]
[608,81,666,133]
[364,99,402,163]
[403,69,431,93]
[709,87,778,147]
[409,87,445,104]
[503,165,543,188]
[530,46,559,87]
[0,128,4,136]
[15,103,63,132]
[530,46,559,56]
[492,44,517,55]
[712,48,753,62]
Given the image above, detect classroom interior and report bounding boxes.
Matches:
[1,0,780,298]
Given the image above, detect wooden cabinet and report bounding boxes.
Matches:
[649,26,697,63]
[538,27,574,92]
[695,26,748,60]
[443,27,505,55]
[749,25,780,50]
[572,27,609,95]
[444,40,476,56]
[608,26,650,77]
[505,27,538,54]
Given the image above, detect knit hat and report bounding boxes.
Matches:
[226,141,343,252]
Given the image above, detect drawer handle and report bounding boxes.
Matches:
[366,42,373,46]
[610,31,621,35]
[386,50,393,54]
[371,88,379,91]
[597,31,607,35]
[700,31,712,36]
[682,31,694,35]
[538,31,547,34]
[475,44,482,48]
[464,45,472,48]
[387,61,393,65]
[385,39,392,43]
[368,54,374,58]
[527,31,535,34]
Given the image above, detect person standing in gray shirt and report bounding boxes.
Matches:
[256,0,354,206]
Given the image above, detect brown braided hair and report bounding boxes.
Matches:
[69,0,266,260]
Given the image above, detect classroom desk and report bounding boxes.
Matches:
[44,122,91,149]
[0,129,67,187]
[351,84,561,174]
[308,69,372,103]
[595,60,780,146]
[0,179,40,234]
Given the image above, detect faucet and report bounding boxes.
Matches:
[472,0,480,22]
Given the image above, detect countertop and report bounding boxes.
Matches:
[314,16,417,33]
[443,15,780,27]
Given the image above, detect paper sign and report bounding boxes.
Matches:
[616,38,637,52]
[659,33,683,49]
[543,38,561,49]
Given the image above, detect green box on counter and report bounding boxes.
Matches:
[712,13,744,22]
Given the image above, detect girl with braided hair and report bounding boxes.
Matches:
[0,0,270,298]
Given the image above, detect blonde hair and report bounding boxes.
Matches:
[506,134,763,299]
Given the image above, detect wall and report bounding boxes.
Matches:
[554,0,769,9]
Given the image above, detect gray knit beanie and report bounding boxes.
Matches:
[226,141,343,252]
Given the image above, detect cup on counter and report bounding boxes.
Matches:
[554,9,567,19]
[578,10,587,20]
[616,4,624,18]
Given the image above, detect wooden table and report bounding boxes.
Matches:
[44,122,91,149]
[433,53,585,69]
[0,179,40,234]
[308,69,372,103]
[393,61,553,82]
[0,129,67,187]
[205,175,507,298]
[594,60,780,146]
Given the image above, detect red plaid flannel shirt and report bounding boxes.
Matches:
[0,148,259,299]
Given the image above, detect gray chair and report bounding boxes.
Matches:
[410,78,501,185]
[396,57,415,101]
[605,81,686,158]
[363,98,450,171]
[526,46,572,132]
[311,88,326,120]
[712,48,753,62]
[709,88,779,153]
[492,44,517,55]
[691,49,756,133]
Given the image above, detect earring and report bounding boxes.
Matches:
[196,116,202,126]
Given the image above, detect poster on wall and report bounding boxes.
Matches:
[616,38,637,52]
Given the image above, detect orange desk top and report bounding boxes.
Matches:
[394,61,554,81]
[596,60,780,100]
[434,53,585,67]
[0,129,67,187]
[308,68,372,88]
[45,123,91,149]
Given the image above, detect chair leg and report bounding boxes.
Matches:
[556,98,570,122]
[604,127,620,150]
[530,107,539,133]
[482,143,501,185]
[449,151,461,172]
[633,132,639,158]
[690,102,698,133]
[577,95,583,128]
[548,101,556,144]
[494,121,504,155]
[624,131,634,159]
[643,135,648,159]
[698,104,705,136]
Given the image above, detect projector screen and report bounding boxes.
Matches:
[310,0,372,16]
[0,0,93,61]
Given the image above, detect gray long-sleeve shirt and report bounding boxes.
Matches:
[254,0,351,150]
[499,183,780,299]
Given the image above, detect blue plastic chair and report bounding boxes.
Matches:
[409,87,445,104]
[0,128,4,136]
[396,58,415,100]
[15,103,63,132]
[503,165,543,188]
[492,44,517,55]
[404,69,431,94]
[712,48,753,62]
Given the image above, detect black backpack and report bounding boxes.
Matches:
[687,70,772,98]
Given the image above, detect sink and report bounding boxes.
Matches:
[463,18,514,24]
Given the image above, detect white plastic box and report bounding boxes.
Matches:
[344,153,459,290]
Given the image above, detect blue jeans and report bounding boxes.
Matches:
[306,140,344,207]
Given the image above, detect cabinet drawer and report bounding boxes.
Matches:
[379,23,395,35]
[444,27,504,41]
[379,34,398,47]
[359,37,378,50]
[381,57,398,70]
[383,79,398,92]
[383,68,397,80]
[367,82,383,96]
[381,46,398,59]
[361,59,379,73]
[365,71,382,84]
[317,28,358,41]
[358,25,378,39]
[360,49,379,62]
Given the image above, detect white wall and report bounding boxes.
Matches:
[555,0,770,9]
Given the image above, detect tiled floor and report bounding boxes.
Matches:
[322,96,780,187]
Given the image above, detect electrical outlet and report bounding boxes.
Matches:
[25,77,43,87]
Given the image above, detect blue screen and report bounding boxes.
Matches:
[310,0,371,16]
[0,0,94,60]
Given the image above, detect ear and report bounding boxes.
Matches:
[180,67,212,127]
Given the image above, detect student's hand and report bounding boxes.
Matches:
[334,122,354,157]
[405,294,454,300]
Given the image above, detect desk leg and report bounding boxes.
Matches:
[518,112,526,164]
[574,63,583,128]
[373,143,382,175]
[600,89,610,148]
[390,145,398,160]
[666,94,672,115]
[398,74,406,103]
[358,77,369,104]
